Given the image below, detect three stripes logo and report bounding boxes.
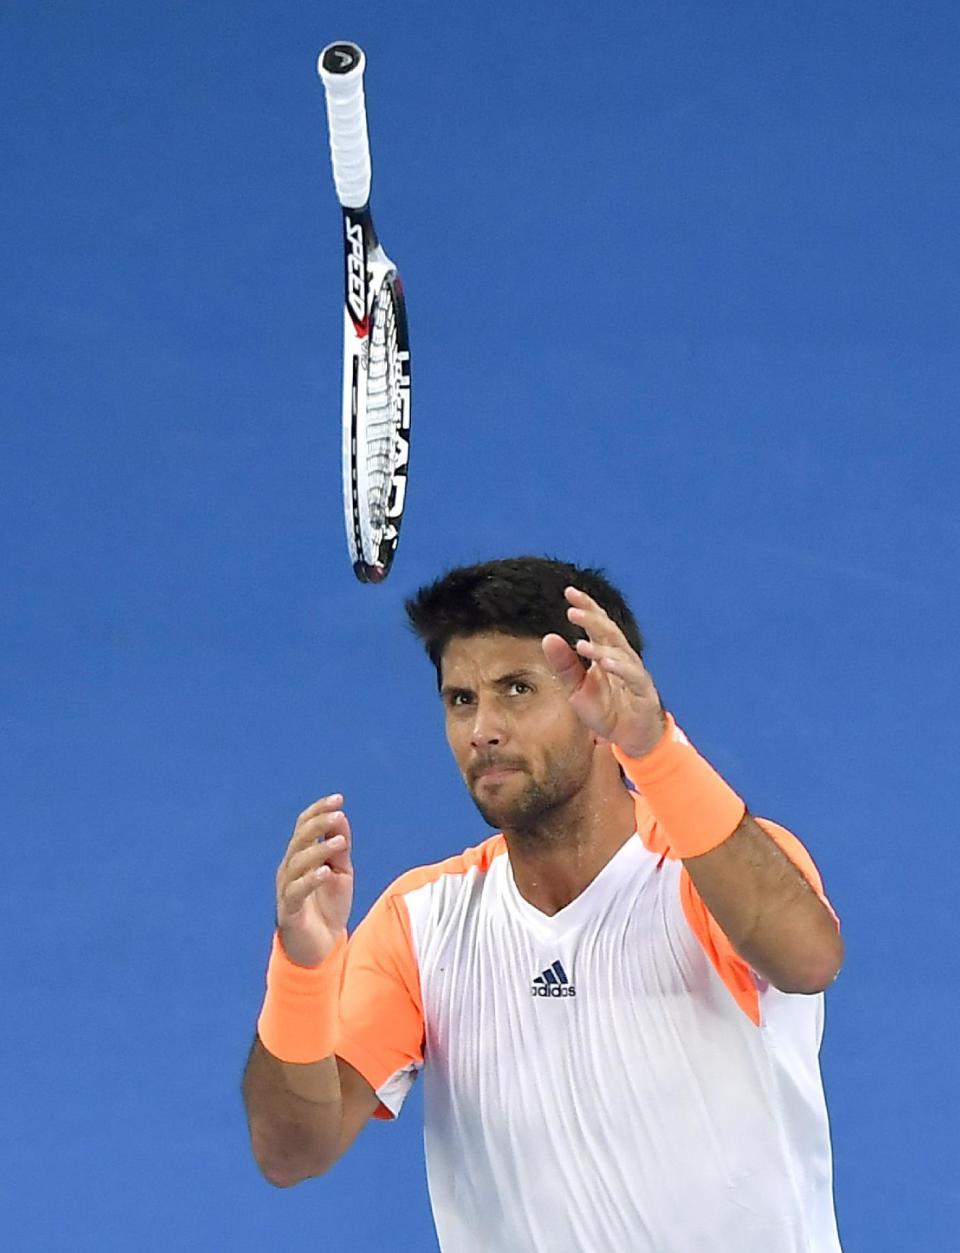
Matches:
[531,959,576,999]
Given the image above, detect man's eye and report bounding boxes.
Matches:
[451,692,472,707]
[509,682,531,696]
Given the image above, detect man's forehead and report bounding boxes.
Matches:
[440,631,548,682]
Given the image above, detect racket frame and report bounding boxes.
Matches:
[339,203,411,583]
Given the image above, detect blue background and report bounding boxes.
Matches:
[3,2,957,1249]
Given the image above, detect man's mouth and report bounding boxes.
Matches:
[472,763,524,785]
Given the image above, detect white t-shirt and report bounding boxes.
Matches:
[335,792,842,1253]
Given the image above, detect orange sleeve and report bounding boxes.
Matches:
[679,817,840,1026]
[335,887,424,1120]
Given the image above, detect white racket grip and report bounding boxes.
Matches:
[318,43,372,210]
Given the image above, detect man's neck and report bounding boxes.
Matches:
[504,781,637,916]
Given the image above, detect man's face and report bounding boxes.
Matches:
[440,631,596,834]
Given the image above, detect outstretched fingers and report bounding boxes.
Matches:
[564,586,631,650]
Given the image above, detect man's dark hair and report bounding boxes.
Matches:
[405,556,644,687]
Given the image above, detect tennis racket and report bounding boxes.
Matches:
[318,42,412,584]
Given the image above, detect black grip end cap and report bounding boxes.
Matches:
[321,43,362,75]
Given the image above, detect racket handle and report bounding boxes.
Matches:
[318,42,372,210]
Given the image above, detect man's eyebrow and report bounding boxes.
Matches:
[493,669,537,687]
[439,670,538,699]
[439,683,472,699]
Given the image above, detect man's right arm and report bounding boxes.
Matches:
[242,794,377,1187]
[242,1041,380,1186]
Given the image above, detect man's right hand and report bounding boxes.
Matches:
[275,794,354,968]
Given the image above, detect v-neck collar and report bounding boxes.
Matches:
[500,830,642,941]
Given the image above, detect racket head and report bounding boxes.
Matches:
[340,207,411,584]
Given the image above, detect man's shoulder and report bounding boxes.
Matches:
[382,831,508,903]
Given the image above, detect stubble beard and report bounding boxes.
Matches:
[467,739,594,846]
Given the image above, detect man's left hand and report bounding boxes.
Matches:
[542,586,666,759]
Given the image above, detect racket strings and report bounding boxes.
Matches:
[363,288,402,531]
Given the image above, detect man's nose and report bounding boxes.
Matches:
[469,698,506,748]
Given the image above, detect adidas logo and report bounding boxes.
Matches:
[531,959,576,998]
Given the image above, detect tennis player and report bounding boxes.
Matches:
[243,557,844,1252]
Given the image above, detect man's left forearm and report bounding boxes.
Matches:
[611,713,843,995]
[681,812,843,994]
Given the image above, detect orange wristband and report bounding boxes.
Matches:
[256,930,347,1064]
[612,714,746,858]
